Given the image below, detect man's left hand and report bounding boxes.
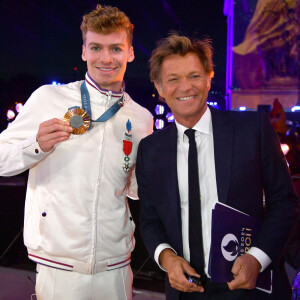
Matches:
[227,253,261,290]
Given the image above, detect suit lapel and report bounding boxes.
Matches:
[210,107,233,205]
[161,124,183,252]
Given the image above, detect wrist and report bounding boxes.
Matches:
[160,248,177,270]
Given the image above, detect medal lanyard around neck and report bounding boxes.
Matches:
[80,81,124,129]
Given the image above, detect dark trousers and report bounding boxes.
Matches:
[179,288,291,300]
[179,282,250,300]
[180,290,250,300]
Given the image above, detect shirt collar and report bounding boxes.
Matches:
[175,106,212,143]
[85,72,125,98]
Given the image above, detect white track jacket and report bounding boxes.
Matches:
[0,74,153,274]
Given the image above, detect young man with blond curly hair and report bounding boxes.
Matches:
[0,5,153,299]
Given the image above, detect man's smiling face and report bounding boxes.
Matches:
[82,30,134,92]
[155,52,211,128]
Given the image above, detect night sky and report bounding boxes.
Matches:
[0,0,227,120]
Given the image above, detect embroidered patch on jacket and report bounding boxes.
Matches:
[123,119,132,172]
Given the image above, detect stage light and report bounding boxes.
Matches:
[15,102,24,113]
[5,101,24,127]
[239,106,246,111]
[207,101,219,109]
[152,102,173,131]
[291,106,300,112]
[155,119,165,130]
[166,112,175,123]
[51,81,62,85]
[281,144,289,155]
[155,104,165,115]
[7,110,15,120]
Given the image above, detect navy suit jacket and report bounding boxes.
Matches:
[136,107,299,300]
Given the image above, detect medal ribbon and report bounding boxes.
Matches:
[80,81,124,130]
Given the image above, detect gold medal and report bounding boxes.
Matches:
[63,107,91,135]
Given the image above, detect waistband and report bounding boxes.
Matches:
[28,250,131,274]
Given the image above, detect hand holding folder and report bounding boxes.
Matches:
[208,202,273,294]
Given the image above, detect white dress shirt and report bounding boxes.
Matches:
[154,107,271,275]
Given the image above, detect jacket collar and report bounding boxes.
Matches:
[85,72,125,99]
[210,106,233,205]
[162,124,184,254]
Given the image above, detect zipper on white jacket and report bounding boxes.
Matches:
[107,91,112,102]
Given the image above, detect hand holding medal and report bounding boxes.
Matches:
[64,81,124,136]
[63,106,91,135]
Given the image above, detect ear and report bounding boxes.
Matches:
[82,45,87,62]
[127,46,135,63]
[206,76,211,90]
[154,81,165,98]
